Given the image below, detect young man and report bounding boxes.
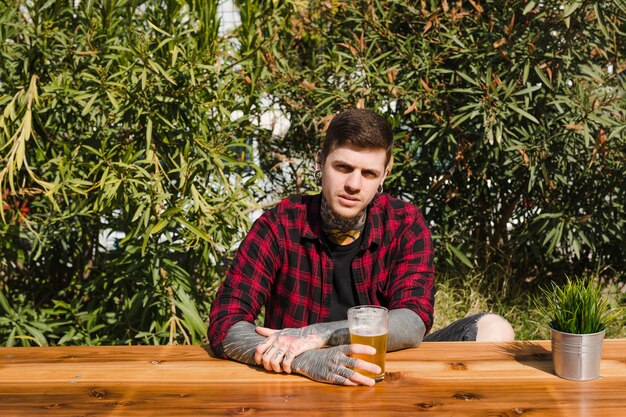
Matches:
[208,109,514,386]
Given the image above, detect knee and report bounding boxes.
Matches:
[475,313,515,342]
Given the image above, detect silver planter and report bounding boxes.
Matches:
[550,327,605,381]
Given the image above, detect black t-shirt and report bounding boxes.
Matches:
[326,235,363,321]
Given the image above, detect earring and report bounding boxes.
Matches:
[315,169,322,183]
[378,183,384,194]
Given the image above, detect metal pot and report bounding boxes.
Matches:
[550,327,605,381]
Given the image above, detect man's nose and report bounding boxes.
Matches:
[345,171,362,192]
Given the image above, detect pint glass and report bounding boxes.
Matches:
[347,305,388,381]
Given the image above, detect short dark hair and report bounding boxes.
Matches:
[321,109,393,166]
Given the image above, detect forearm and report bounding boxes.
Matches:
[387,308,425,351]
[297,321,350,346]
[221,321,265,365]
[308,308,425,351]
[221,320,378,385]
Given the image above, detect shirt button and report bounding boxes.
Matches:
[325,261,331,267]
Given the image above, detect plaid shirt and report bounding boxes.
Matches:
[208,193,435,358]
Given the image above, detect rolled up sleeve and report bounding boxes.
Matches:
[208,212,281,357]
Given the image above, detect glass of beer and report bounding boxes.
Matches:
[347,305,388,382]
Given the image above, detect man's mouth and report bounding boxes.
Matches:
[338,194,360,206]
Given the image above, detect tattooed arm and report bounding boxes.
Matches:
[222,321,380,386]
[223,308,425,374]
[220,321,264,366]
[290,344,381,386]
[387,308,426,350]
[221,320,336,369]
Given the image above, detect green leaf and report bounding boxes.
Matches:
[175,217,212,243]
[174,288,207,341]
[147,20,173,37]
[508,103,539,124]
[533,65,553,90]
[23,324,48,347]
[523,1,536,15]
[150,218,169,235]
[147,60,177,85]
[0,291,13,314]
[563,1,583,18]
[456,71,480,87]
[105,90,119,110]
[81,93,98,116]
[446,243,474,269]
[146,117,153,150]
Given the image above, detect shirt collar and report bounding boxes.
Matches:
[302,194,322,240]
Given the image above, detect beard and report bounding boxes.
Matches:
[320,196,366,233]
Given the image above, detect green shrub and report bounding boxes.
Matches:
[0,0,263,346]
[1,0,625,345]
[239,0,626,286]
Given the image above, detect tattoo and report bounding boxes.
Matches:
[302,321,349,346]
[388,309,426,350]
[220,309,425,384]
[221,321,348,366]
[291,345,357,385]
[325,228,361,245]
[221,321,264,365]
[307,309,425,351]
[326,326,350,346]
[320,196,366,245]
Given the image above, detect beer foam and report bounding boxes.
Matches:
[351,327,387,337]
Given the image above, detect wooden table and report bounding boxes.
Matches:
[1,340,625,416]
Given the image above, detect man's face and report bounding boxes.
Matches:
[320,144,388,220]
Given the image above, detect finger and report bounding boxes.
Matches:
[282,351,295,374]
[336,365,355,379]
[346,343,376,356]
[279,340,318,373]
[351,358,381,377]
[271,348,287,373]
[256,342,275,366]
[262,345,286,373]
[340,354,358,369]
[330,374,355,386]
[338,352,381,376]
[254,336,276,364]
[256,326,280,337]
[335,367,374,387]
[347,370,376,387]
[330,369,356,386]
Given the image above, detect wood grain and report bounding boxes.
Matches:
[1,340,624,416]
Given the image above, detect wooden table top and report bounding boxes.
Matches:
[1,339,625,416]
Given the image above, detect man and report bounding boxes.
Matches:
[208,109,514,386]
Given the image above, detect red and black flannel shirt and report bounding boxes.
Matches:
[208,193,435,358]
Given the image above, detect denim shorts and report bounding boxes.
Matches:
[423,312,490,342]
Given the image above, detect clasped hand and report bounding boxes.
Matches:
[254,326,380,386]
[254,326,325,373]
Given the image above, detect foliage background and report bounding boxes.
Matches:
[1,0,624,346]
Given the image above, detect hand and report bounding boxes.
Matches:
[291,344,381,386]
[254,326,326,373]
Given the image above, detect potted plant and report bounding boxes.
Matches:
[539,277,619,381]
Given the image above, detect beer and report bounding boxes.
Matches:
[347,305,389,382]
[350,330,388,380]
